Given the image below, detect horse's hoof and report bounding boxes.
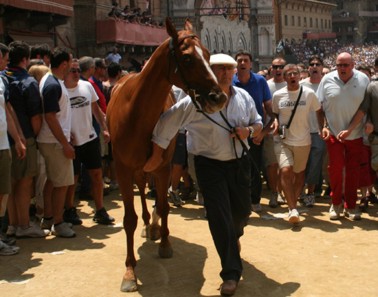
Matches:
[120,278,138,292]
[149,223,161,241]
[159,243,173,258]
[141,224,150,238]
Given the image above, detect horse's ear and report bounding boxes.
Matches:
[184,18,193,31]
[165,17,178,41]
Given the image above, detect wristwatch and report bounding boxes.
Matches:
[248,126,255,138]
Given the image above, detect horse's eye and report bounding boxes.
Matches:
[182,54,191,64]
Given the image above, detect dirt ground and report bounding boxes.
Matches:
[1,187,378,297]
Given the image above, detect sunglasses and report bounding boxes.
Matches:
[309,63,321,67]
[336,64,350,68]
[272,65,285,70]
[70,68,81,73]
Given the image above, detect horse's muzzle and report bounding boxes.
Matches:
[197,89,227,114]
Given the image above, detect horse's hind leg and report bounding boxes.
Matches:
[117,169,139,292]
[153,165,173,258]
[134,170,151,238]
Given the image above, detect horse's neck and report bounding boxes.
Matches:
[139,47,173,96]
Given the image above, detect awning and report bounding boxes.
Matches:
[8,30,54,47]
[0,0,73,17]
[96,19,169,46]
[303,32,337,40]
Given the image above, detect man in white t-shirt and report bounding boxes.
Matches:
[63,59,114,225]
[272,64,324,224]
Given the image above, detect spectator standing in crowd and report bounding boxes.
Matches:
[37,47,76,237]
[4,41,48,238]
[106,46,122,64]
[30,43,51,67]
[265,57,287,206]
[232,50,273,211]
[317,52,370,221]
[144,53,262,296]
[0,46,25,255]
[63,59,114,225]
[102,62,123,191]
[299,55,326,207]
[272,64,323,224]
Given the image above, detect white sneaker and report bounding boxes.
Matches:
[288,208,300,224]
[0,240,20,256]
[303,194,315,207]
[52,222,76,238]
[329,204,343,220]
[344,208,361,221]
[6,225,16,237]
[251,203,262,213]
[16,225,50,238]
[277,193,286,205]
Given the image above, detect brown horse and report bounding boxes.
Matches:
[106,18,227,292]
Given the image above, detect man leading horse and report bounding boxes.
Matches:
[144,53,262,296]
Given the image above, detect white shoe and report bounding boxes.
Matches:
[52,222,76,238]
[329,204,343,220]
[344,208,361,221]
[288,208,300,224]
[16,225,50,238]
[277,193,286,205]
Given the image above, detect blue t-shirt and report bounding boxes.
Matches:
[232,71,271,121]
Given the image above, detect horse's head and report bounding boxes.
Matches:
[166,18,227,113]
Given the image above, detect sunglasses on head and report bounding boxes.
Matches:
[272,65,284,70]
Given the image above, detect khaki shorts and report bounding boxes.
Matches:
[99,129,108,157]
[274,141,310,173]
[11,137,38,180]
[0,149,12,194]
[263,134,278,166]
[38,142,74,187]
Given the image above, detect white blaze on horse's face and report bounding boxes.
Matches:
[195,45,218,83]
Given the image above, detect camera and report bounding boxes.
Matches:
[279,125,287,139]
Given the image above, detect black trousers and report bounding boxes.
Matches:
[195,155,251,281]
[248,139,263,204]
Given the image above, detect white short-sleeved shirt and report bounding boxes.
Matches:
[37,73,72,144]
[67,80,99,146]
[152,86,262,161]
[272,85,320,146]
[316,70,370,140]
[0,77,9,150]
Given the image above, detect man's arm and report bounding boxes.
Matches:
[92,102,110,143]
[44,112,75,159]
[5,105,26,159]
[336,109,366,142]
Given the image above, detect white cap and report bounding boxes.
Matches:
[209,54,237,67]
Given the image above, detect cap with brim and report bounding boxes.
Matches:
[210,54,237,67]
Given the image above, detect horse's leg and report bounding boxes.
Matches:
[134,170,151,238]
[153,165,173,258]
[117,169,139,292]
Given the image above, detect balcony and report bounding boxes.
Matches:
[96,19,168,46]
[0,0,73,16]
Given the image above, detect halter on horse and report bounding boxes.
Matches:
[106,18,226,292]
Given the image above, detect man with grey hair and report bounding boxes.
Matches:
[144,53,262,296]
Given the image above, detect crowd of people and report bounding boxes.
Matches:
[2,37,378,296]
[284,39,378,71]
[108,2,162,27]
[0,42,125,256]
